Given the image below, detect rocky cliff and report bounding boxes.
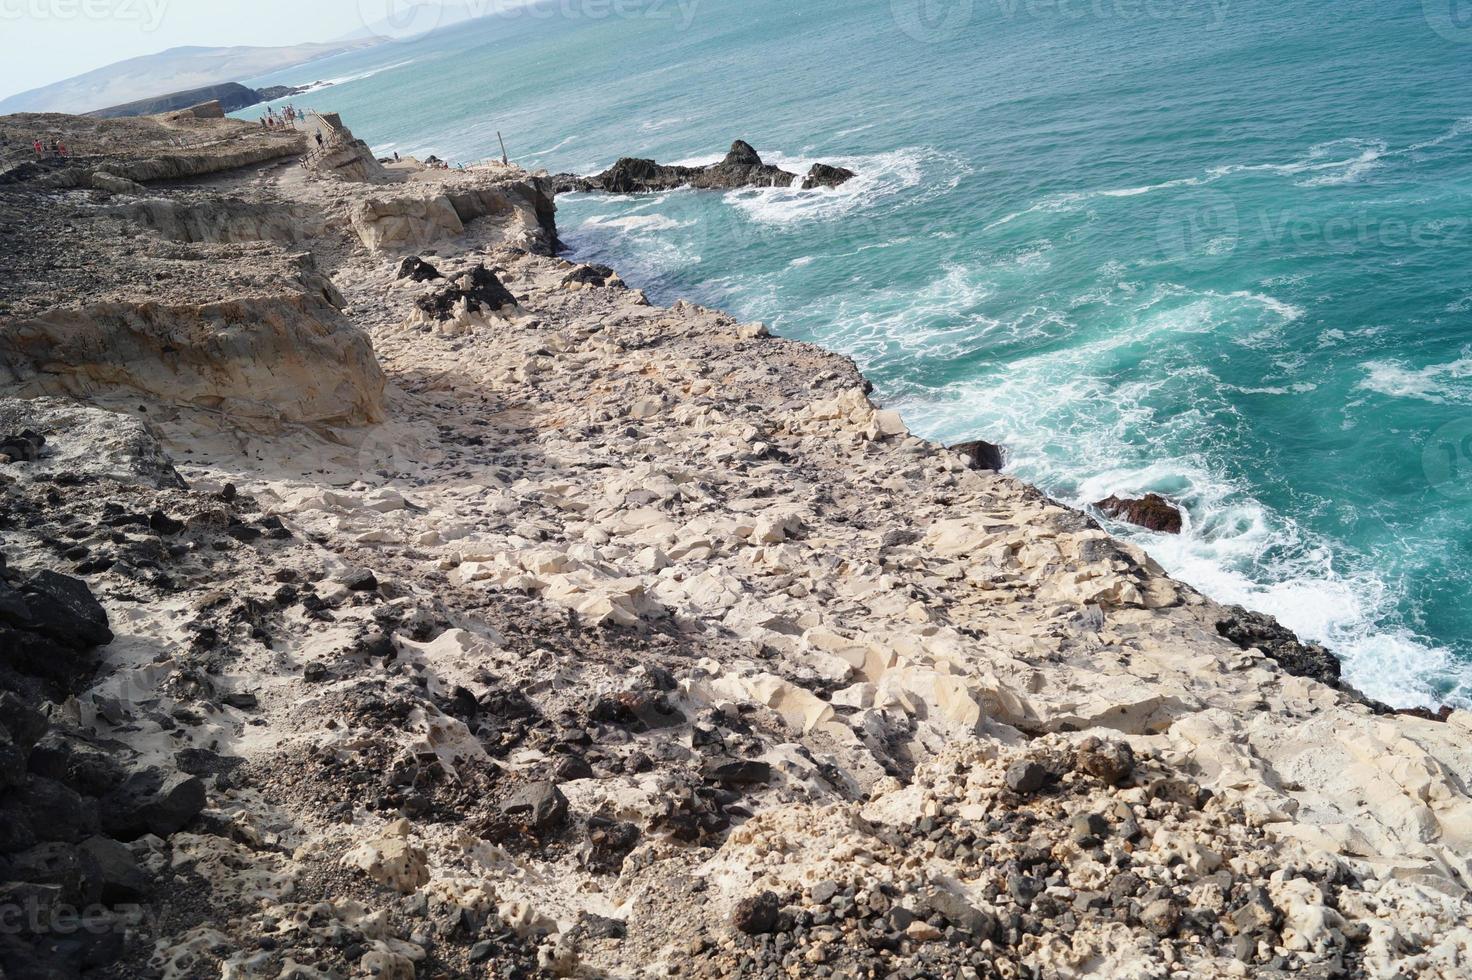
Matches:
[0,110,1468,980]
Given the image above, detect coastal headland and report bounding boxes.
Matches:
[0,107,1468,979]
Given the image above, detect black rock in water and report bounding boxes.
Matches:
[801,163,857,189]
[722,140,763,167]
[563,140,856,195]
[1094,493,1184,534]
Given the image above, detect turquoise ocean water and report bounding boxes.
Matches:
[241,0,1472,708]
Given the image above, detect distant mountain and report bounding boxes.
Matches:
[0,41,377,115]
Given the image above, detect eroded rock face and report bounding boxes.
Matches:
[0,291,386,431]
[1095,493,1184,534]
[352,177,557,254]
[123,198,327,245]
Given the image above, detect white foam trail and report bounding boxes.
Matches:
[322,59,419,86]
[1357,356,1472,404]
[723,146,971,227]
[887,285,1460,709]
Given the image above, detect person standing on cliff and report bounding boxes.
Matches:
[32,138,42,156]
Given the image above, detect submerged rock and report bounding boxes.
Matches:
[1094,493,1184,534]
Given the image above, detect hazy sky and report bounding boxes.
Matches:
[0,0,385,101]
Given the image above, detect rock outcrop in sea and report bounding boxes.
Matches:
[553,140,856,195]
[0,107,1469,979]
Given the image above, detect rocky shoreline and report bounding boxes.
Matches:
[0,108,1470,979]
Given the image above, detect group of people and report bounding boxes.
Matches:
[258,105,310,130]
[32,137,67,158]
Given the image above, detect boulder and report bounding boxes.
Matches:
[413,265,519,328]
[1004,760,1047,795]
[78,837,150,902]
[732,890,781,935]
[101,769,206,840]
[27,731,128,796]
[1073,736,1134,787]
[1094,494,1184,534]
[13,571,113,651]
[7,842,101,906]
[343,823,429,894]
[0,429,44,463]
[501,781,568,835]
[12,777,99,845]
[722,140,763,167]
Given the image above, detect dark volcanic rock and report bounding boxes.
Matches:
[951,439,1005,472]
[562,264,620,288]
[0,429,45,463]
[702,759,772,788]
[501,781,568,835]
[4,571,113,652]
[78,836,150,902]
[12,777,99,845]
[396,256,443,282]
[1094,493,1184,534]
[569,140,855,195]
[1215,605,1342,684]
[722,140,763,167]
[1004,760,1047,795]
[732,890,781,935]
[102,769,206,840]
[415,264,518,322]
[28,731,127,796]
[801,163,857,190]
